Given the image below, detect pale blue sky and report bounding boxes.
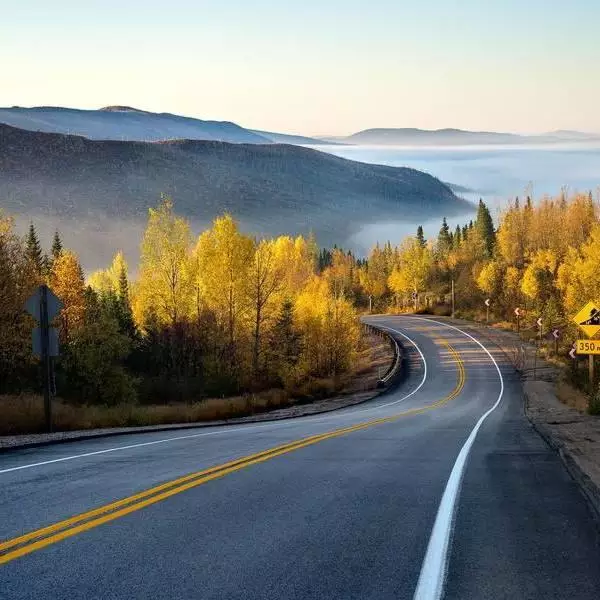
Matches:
[2,0,599,135]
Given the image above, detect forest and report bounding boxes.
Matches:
[0,197,362,420]
[1,190,599,431]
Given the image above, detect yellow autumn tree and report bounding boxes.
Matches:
[88,251,128,295]
[247,239,283,376]
[476,260,505,297]
[134,197,193,326]
[557,224,600,315]
[192,214,254,356]
[359,245,389,311]
[50,250,86,342]
[388,237,432,306]
[271,235,315,298]
[295,275,359,378]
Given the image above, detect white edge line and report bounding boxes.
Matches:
[0,422,277,475]
[351,326,428,412]
[1,326,428,475]
[410,317,505,600]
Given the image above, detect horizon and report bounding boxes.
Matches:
[3,0,600,136]
[2,104,600,139]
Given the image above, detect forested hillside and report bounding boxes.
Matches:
[0,123,470,265]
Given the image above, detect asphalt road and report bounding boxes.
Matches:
[2,316,600,599]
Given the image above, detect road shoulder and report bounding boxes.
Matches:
[426,316,600,519]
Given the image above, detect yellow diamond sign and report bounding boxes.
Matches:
[573,301,600,339]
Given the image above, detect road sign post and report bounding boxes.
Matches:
[515,307,522,334]
[573,301,600,396]
[25,285,63,433]
[485,298,490,324]
[552,329,560,356]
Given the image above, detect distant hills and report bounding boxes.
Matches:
[1,106,597,148]
[0,106,329,146]
[0,124,471,268]
[321,127,600,146]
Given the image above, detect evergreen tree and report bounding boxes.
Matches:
[116,263,136,338]
[475,199,495,257]
[416,225,426,247]
[437,218,452,254]
[269,299,302,384]
[25,222,43,275]
[454,225,462,247]
[51,231,63,260]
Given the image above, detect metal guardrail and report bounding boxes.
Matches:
[362,323,402,387]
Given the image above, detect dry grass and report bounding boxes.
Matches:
[556,380,591,413]
[0,391,290,436]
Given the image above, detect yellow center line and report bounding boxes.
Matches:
[1,340,465,565]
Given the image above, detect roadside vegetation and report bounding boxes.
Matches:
[347,192,600,406]
[2,189,598,431]
[0,200,387,434]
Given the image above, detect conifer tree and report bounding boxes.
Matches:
[475,199,495,257]
[437,217,452,254]
[25,222,43,275]
[51,231,63,260]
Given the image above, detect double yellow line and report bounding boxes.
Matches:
[1,341,464,566]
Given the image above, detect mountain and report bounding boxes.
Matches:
[542,130,600,140]
[0,106,272,144]
[249,129,333,145]
[0,105,332,146]
[324,127,600,146]
[0,124,471,268]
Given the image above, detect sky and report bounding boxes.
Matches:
[2,0,600,136]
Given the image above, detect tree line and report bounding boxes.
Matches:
[355,193,599,332]
[0,198,360,405]
[2,189,598,408]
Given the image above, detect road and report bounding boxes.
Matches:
[2,316,600,599]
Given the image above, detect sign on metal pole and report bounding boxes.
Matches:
[32,327,60,357]
[573,301,600,339]
[24,285,63,433]
[485,298,491,307]
[25,287,63,323]
[576,340,600,355]
[572,301,599,395]
[569,345,577,360]
[552,329,560,339]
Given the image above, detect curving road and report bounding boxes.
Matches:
[2,316,600,599]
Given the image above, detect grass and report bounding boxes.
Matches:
[0,391,291,436]
[1,330,395,436]
[555,380,590,413]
